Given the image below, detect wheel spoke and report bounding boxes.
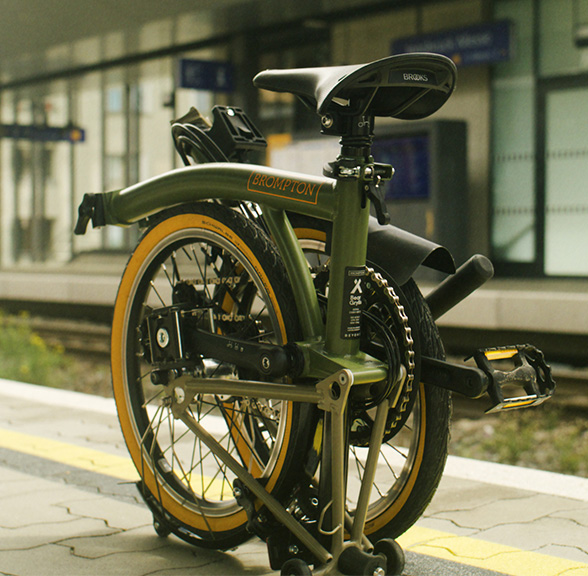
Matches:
[161,263,174,288]
[149,280,166,306]
[387,441,409,461]
[379,446,400,481]
[192,243,213,302]
[171,252,181,283]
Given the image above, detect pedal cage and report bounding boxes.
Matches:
[472,344,556,413]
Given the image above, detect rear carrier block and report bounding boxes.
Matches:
[472,345,556,413]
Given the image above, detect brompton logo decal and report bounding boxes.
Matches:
[247,172,322,204]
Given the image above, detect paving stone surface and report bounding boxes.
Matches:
[1,381,588,576]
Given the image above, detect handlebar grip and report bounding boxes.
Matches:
[426,254,494,319]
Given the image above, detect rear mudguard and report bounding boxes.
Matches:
[76,163,455,286]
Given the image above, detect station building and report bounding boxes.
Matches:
[0,0,587,359]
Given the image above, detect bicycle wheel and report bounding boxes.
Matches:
[291,216,451,540]
[112,203,311,549]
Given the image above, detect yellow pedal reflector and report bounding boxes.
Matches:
[484,348,519,361]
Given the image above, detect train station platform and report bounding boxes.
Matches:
[0,379,587,576]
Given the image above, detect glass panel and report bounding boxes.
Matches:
[12,97,34,264]
[138,58,175,178]
[72,58,175,256]
[540,0,588,76]
[0,82,81,265]
[492,0,536,266]
[1,88,73,265]
[1,92,16,266]
[494,0,534,80]
[491,79,536,263]
[544,86,588,275]
[43,81,71,264]
[103,69,133,251]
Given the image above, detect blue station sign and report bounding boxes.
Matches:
[178,59,234,93]
[0,124,85,143]
[391,20,512,67]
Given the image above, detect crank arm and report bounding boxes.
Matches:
[420,356,489,398]
[189,325,303,378]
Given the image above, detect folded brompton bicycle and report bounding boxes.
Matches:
[75,53,555,576]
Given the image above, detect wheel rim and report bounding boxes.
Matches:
[113,214,295,533]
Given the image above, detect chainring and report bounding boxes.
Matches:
[353,268,421,446]
[314,266,421,447]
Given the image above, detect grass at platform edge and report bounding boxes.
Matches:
[450,406,588,478]
[0,310,111,397]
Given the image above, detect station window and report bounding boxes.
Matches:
[492,0,588,277]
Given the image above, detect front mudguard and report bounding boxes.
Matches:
[368,218,494,319]
[292,214,494,320]
[291,214,456,286]
[366,217,455,285]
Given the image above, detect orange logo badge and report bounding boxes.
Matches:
[247,172,322,205]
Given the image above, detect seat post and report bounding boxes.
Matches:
[339,136,373,160]
[323,119,374,357]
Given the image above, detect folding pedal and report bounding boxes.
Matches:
[472,345,556,414]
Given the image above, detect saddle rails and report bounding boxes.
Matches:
[75,53,555,576]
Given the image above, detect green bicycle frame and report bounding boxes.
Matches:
[100,161,383,379]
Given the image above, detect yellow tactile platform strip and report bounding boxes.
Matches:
[1,427,587,576]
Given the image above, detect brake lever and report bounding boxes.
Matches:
[362,178,390,226]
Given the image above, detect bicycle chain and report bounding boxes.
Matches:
[364,267,416,431]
